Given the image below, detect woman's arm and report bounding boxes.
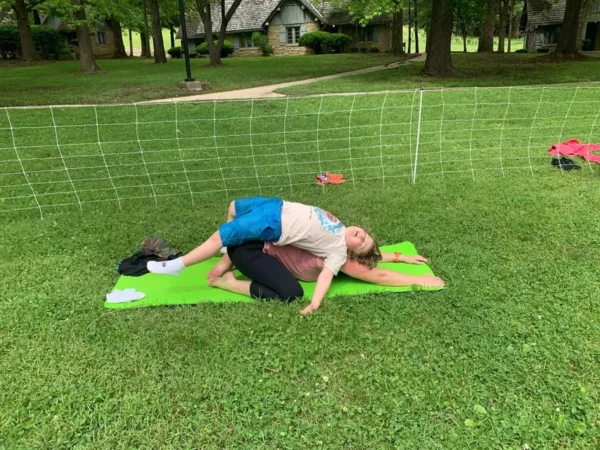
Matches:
[380,252,428,265]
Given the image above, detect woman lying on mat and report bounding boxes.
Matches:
[147,196,381,315]
[207,241,445,315]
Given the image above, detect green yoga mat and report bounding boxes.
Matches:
[105,242,443,309]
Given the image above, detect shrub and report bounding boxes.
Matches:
[360,47,368,53]
[167,46,182,58]
[189,52,198,58]
[0,24,20,59]
[251,32,273,56]
[536,47,550,53]
[514,48,528,53]
[298,31,352,54]
[0,24,64,59]
[328,33,352,52]
[196,40,234,57]
[350,47,359,53]
[369,46,380,53]
[298,31,330,54]
[31,26,64,58]
[582,39,593,51]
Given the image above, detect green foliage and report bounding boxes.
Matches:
[360,47,368,53]
[31,26,65,58]
[514,48,528,53]
[0,24,64,59]
[196,40,234,57]
[167,46,181,58]
[536,47,550,53]
[0,24,19,59]
[251,32,274,56]
[298,31,352,54]
[369,46,380,53]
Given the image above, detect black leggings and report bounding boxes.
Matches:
[227,241,303,302]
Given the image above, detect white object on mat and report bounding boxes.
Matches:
[106,288,146,304]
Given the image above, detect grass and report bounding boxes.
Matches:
[0,54,399,107]
[278,53,600,96]
[1,87,600,448]
[121,28,175,54]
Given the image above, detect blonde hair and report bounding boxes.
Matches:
[347,240,382,269]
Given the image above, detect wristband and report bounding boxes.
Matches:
[393,252,401,263]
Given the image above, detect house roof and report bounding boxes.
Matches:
[525,0,565,30]
[178,0,391,38]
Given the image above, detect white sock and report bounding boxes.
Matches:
[147,257,185,276]
[219,246,227,254]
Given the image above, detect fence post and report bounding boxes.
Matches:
[412,87,424,184]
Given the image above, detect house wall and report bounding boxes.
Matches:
[267,2,320,56]
[90,30,115,57]
[226,33,261,57]
[337,24,391,52]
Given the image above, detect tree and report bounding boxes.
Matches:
[423,0,456,76]
[454,0,482,52]
[195,0,243,66]
[141,0,151,57]
[553,0,586,55]
[8,0,45,62]
[391,8,405,55]
[109,16,128,57]
[70,0,101,73]
[148,0,167,62]
[477,0,496,52]
[497,0,508,52]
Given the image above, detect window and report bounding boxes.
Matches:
[358,25,378,42]
[95,31,107,46]
[239,34,256,48]
[287,26,301,44]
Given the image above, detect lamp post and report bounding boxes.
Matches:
[178,0,194,82]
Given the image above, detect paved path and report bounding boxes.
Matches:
[148,54,425,103]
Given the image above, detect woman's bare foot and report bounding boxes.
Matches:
[208,270,237,290]
[207,254,232,280]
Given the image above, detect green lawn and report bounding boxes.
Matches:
[1,88,600,448]
[0,54,399,107]
[278,53,600,96]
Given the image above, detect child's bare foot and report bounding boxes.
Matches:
[207,254,232,280]
[208,270,237,290]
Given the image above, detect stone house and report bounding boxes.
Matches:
[179,0,392,56]
[523,0,600,51]
[44,17,116,57]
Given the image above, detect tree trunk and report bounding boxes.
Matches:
[497,0,507,53]
[33,9,41,25]
[477,0,496,52]
[142,0,152,57]
[140,31,149,57]
[554,0,586,55]
[423,0,456,76]
[149,0,167,63]
[407,0,412,53]
[72,0,101,74]
[111,18,128,58]
[578,0,591,49]
[170,24,176,48]
[196,0,243,66]
[414,0,419,53]
[196,0,222,65]
[129,29,134,56]
[463,30,468,52]
[391,9,405,55]
[12,0,39,62]
[507,0,513,52]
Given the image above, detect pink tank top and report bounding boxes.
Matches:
[263,242,323,282]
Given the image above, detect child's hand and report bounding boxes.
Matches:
[402,255,428,265]
[300,303,319,316]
